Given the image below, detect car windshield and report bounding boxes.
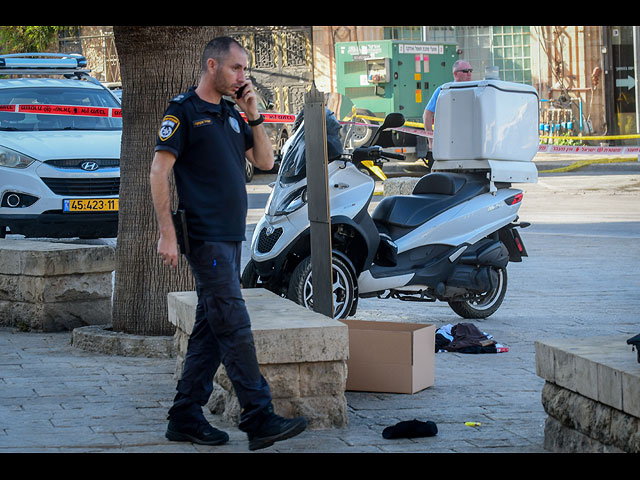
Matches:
[278,108,344,184]
[0,86,122,132]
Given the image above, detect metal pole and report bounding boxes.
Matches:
[634,26,640,155]
[304,83,334,317]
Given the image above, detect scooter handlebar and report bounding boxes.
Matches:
[352,145,405,162]
[382,151,406,160]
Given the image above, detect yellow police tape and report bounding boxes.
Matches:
[346,112,640,140]
[346,111,640,175]
[538,157,639,173]
[345,112,424,129]
[541,134,640,141]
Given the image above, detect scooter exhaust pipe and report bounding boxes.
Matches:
[446,264,498,293]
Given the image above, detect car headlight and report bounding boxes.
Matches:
[0,146,36,169]
[274,186,307,215]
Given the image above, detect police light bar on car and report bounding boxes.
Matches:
[0,53,88,73]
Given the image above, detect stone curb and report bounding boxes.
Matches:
[72,324,175,358]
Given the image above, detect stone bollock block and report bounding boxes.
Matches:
[0,239,115,331]
[168,288,350,429]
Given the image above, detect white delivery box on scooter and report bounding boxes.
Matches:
[431,79,539,184]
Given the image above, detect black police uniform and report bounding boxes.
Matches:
[155,87,272,433]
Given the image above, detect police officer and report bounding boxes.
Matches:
[150,36,307,451]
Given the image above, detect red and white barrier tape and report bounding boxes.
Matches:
[341,120,639,156]
[240,112,296,124]
[0,104,122,118]
[1,105,298,123]
[537,144,640,155]
[4,106,637,157]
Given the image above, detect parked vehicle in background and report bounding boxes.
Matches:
[104,82,122,103]
[228,87,292,182]
[0,53,122,239]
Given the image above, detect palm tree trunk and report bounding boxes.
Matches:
[112,26,224,335]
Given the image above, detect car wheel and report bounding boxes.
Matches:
[245,159,254,183]
[351,108,375,148]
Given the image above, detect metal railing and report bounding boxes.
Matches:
[58,31,120,84]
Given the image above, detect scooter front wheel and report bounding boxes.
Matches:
[288,255,356,319]
[448,268,507,319]
[241,259,259,288]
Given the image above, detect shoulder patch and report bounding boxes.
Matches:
[228,116,240,133]
[158,115,180,141]
[169,90,194,104]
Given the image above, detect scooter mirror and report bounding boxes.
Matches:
[369,112,405,146]
[379,112,405,131]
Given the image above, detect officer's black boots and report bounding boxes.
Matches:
[247,405,308,451]
[165,419,229,446]
[165,404,308,450]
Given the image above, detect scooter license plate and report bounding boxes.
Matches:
[63,198,119,212]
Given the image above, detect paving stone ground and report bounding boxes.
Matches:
[1,156,638,453]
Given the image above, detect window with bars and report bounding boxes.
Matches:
[385,26,533,85]
[490,26,532,83]
[449,26,532,84]
[383,26,423,41]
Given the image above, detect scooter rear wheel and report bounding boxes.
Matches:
[288,255,356,319]
[448,268,507,319]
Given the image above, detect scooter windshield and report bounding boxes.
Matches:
[278,107,343,184]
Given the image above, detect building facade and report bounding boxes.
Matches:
[313,26,639,144]
[59,26,637,144]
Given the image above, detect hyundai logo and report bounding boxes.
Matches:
[80,161,99,171]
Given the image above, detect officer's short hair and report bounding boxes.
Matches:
[202,36,245,72]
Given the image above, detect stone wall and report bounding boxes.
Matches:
[541,382,639,453]
[168,289,350,429]
[0,239,115,332]
[536,335,640,453]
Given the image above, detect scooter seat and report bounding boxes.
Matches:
[412,172,467,195]
[372,172,488,235]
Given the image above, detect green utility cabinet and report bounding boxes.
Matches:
[335,40,459,123]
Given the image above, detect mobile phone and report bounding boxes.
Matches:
[236,84,247,99]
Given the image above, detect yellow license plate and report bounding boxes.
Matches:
[63,198,119,212]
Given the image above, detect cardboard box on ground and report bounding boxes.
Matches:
[340,320,435,394]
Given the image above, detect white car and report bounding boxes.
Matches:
[0,53,122,239]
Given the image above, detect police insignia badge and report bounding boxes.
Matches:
[159,115,180,141]
[228,116,240,133]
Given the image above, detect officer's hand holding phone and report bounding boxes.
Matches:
[235,81,260,123]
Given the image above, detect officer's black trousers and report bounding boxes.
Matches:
[167,240,272,432]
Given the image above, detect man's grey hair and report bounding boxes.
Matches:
[453,59,470,72]
[201,36,245,72]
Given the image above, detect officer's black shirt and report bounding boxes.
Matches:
[155,87,254,242]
